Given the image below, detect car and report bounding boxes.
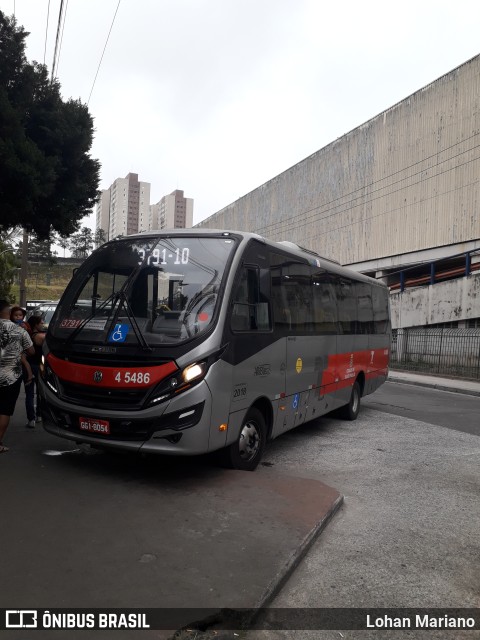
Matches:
[26,301,59,329]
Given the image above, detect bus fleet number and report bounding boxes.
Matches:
[114,372,151,384]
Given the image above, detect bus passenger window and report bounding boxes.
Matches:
[372,285,390,334]
[336,279,357,334]
[355,282,374,334]
[231,267,270,332]
[312,274,338,334]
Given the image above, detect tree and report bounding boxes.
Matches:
[56,234,70,258]
[28,233,57,264]
[0,11,100,240]
[0,241,19,301]
[69,227,94,258]
[94,228,107,248]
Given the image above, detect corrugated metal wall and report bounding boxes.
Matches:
[197,56,480,266]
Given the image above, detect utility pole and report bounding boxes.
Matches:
[19,228,28,307]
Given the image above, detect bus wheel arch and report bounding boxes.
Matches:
[219,400,271,471]
[250,396,274,440]
[338,375,363,421]
[356,371,366,396]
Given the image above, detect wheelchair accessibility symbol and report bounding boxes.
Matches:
[108,323,129,343]
[292,393,299,410]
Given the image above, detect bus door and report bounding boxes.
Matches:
[227,241,280,426]
[274,258,314,433]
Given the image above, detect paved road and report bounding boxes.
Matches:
[2,383,479,640]
[363,380,480,436]
[246,383,480,640]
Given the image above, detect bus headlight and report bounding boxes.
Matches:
[182,362,206,383]
[147,361,207,407]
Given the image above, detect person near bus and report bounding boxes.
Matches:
[0,300,34,452]
[25,314,46,427]
[10,306,37,426]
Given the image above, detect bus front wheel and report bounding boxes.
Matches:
[219,407,266,471]
[339,381,361,421]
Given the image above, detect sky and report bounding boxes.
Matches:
[2,0,480,234]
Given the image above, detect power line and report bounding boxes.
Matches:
[310,177,480,242]
[43,0,51,65]
[254,130,480,237]
[87,0,121,106]
[263,148,480,241]
[55,0,69,77]
[50,0,65,81]
[266,156,480,244]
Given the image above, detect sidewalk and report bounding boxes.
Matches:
[388,368,480,397]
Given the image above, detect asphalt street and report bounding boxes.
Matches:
[363,380,480,436]
[247,381,480,640]
[1,379,479,640]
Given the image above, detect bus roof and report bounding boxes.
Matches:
[110,228,386,288]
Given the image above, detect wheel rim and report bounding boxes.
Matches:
[238,420,261,461]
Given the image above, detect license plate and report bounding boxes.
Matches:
[79,417,110,435]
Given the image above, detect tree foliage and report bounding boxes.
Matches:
[69,226,94,258]
[0,241,19,301]
[94,228,107,248]
[0,11,100,240]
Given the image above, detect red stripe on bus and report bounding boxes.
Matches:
[320,348,389,392]
[46,353,177,388]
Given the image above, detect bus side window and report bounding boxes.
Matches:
[271,264,291,331]
[372,285,390,334]
[312,272,338,334]
[231,267,271,332]
[336,278,357,334]
[355,281,374,334]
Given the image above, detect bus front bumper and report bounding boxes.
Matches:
[40,381,219,456]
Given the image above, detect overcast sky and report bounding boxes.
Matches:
[2,0,480,233]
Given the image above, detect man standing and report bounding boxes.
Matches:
[0,300,34,453]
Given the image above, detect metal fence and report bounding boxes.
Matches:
[391,328,480,380]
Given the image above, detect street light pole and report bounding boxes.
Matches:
[19,228,28,307]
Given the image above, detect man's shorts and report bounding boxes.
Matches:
[0,376,23,416]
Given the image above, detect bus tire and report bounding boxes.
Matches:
[219,407,266,471]
[339,381,361,421]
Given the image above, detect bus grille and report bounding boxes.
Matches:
[59,381,147,410]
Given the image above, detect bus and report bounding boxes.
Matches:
[39,230,390,471]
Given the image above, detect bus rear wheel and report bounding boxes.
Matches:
[219,407,266,471]
[339,381,361,421]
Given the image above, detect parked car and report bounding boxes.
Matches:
[26,301,59,329]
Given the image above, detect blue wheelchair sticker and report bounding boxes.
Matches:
[292,393,299,410]
[108,323,129,343]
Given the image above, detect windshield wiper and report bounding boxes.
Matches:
[105,288,152,352]
[65,289,119,345]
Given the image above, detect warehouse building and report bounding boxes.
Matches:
[197,55,480,331]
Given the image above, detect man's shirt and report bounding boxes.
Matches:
[0,319,33,386]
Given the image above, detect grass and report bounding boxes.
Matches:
[10,261,82,304]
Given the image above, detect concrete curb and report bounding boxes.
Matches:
[168,494,345,639]
[387,375,480,398]
[253,493,344,610]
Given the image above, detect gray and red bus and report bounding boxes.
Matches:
[40,229,390,470]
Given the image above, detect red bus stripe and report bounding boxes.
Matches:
[46,354,177,388]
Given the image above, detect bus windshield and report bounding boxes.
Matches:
[49,235,236,346]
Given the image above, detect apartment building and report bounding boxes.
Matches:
[96,180,193,240]
[95,173,151,240]
[150,189,193,231]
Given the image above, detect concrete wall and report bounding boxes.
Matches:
[390,273,480,328]
[197,55,480,268]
